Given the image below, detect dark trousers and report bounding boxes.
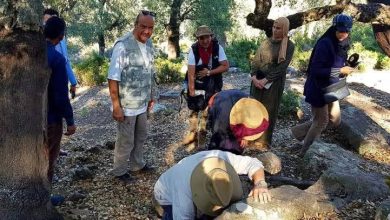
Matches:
[162,205,173,220]
[47,122,63,182]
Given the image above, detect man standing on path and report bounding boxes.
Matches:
[43,9,78,98]
[45,16,76,205]
[108,10,157,184]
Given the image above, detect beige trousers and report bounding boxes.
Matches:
[291,101,341,151]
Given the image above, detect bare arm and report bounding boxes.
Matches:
[108,79,124,122]
[248,169,271,203]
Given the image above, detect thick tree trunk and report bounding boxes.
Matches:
[167,0,183,59]
[0,1,62,219]
[98,32,105,56]
[370,0,390,56]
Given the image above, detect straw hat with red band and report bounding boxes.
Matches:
[191,157,243,216]
[229,98,269,141]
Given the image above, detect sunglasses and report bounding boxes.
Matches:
[140,10,156,18]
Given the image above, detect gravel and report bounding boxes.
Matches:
[53,71,390,219]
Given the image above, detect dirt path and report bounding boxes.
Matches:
[54,70,389,220]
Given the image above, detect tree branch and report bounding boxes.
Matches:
[247,2,390,36]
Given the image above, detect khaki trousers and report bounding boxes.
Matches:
[112,112,147,176]
[291,101,341,151]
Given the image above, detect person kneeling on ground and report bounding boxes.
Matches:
[207,89,269,154]
[153,150,271,219]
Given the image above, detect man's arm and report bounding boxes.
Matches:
[224,152,271,204]
[248,169,271,203]
[108,79,124,122]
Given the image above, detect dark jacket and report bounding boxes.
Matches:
[304,30,348,107]
[47,41,74,126]
[207,90,247,155]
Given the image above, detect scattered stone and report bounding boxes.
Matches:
[105,141,115,150]
[72,167,94,181]
[86,145,102,154]
[256,152,282,175]
[68,192,87,202]
[375,199,390,220]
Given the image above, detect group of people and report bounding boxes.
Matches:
[44,7,356,219]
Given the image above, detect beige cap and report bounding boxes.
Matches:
[195,25,213,38]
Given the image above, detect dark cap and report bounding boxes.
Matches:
[332,14,353,32]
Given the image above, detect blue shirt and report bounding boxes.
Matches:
[304,37,346,107]
[47,41,74,126]
[55,37,77,86]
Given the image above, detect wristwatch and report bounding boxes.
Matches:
[207,70,210,76]
[254,180,268,188]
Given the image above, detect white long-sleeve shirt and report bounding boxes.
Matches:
[154,150,264,220]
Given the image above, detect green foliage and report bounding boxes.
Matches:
[350,23,382,52]
[190,0,236,43]
[374,54,390,70]
[225,39,260,72]
[279,90,301,119]
[291,50,312,73]
[74,52,108,86]
[155,57,185,83]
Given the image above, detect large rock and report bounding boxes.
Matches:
[302,141,390,206]
[216,185,334,220]
[257,152,282,175]
[375,199,390,220]
[339,106,390,163]
[301,141,364,178]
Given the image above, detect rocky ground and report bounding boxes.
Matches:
[53,70,390,220]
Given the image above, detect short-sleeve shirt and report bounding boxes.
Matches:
[108,38,152,116]
[154,150,263,220]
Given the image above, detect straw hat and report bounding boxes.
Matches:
[229,98,269,141]
[195,25,213,38]
[191,157,243,216]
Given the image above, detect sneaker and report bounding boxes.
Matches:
[50,195,65,206]
[115,173,135,184]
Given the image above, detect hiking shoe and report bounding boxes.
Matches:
[131,164,156,174]
[50,195,65,206]
[115,173,135,184]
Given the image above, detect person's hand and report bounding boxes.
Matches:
[70,85,76,99]
[64,125,76,136]
[148,100,154,112]
[252,77,264,89]
[197,68,209,79]
[248,186,271,204]
[340,66,355,77]
[240,139,248,148]
[113,106,125,122]
[258,78,268,87]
